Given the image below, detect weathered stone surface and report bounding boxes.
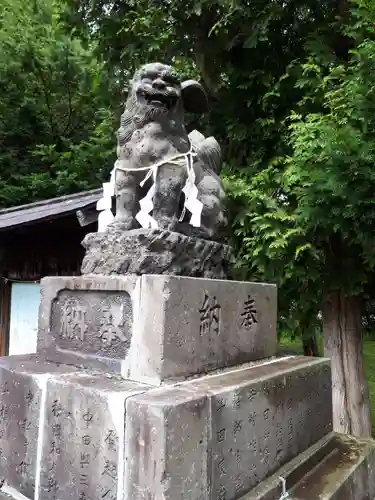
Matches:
[124,356,333,499]
[125,385,210,499]
[243,433,375,500]
[201,357,332,499]
[133,274,277,385]
[0,355,78,499]
[38,275,138,374]
[38,373,150,500]
[81,228,234,279]
[39,275,277,385]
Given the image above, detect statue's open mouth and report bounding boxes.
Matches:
[137,90,178,110]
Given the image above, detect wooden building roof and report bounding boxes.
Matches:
[0,188,102,232]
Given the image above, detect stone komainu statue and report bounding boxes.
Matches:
[97,62,227,242]
[83,62,233,278]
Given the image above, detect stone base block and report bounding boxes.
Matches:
[0,356,332,500]
[124,356,333,499]
[243,433,375,500]
[0,355,79,499]
[81,228,234,280]
[38,274,277,385]
[38,373,150,500]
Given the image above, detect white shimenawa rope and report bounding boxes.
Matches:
[96,143,203,233]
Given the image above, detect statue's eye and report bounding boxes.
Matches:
[162,71,180,85]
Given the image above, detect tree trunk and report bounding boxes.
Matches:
[302,332,319,357]
[322,290,372,437]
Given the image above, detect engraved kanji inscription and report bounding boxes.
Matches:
[80,474,89,487]
[216,397,226,412]
[50,440,60,455]
[235,474,244,493]
[51,400,63,418]
[80,452,90,468]
[16,460,30,475]
[102,460,117,481]
[79,426,92,500]
[232,391,241,409]
[105,430,116,451]
[47,477,57,493]
[101,488,116,500]
[19,419,31,431]
[218,458,227,475]
[240,295,258,329]
[99,308,128,346]
[217,428,226,443]
[0,404,8,419]
[248,411,256,426]
[82,410,94,427]
[199,292,221,335]
[217,485,227,500]
[25,390,34,406]
[82,434,92,446]
[52,290,133,358]
[249,437,257,451]
[60,298,87,341]
[233,420,242,436]
[52,423,61,438]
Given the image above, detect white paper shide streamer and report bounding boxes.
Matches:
[96,169,115,233]
[96,145,203,233]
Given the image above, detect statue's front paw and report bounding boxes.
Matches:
[113,215,138,230]
[154,215,179,232]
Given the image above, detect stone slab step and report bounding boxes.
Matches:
[243,432,375,500]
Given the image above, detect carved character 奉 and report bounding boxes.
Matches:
[109,62,227,241]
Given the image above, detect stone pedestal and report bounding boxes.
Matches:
[38,373,149,500]
[0,273,373,500]
[81,228,234,279]
[0,355,78,499]
[124,357,332,499]
[38,275,277,385]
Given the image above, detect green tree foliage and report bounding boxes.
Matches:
[0,0,115,206]
[65,0,338,171]
[229,1,375,435]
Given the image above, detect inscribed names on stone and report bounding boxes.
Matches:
[39,374,148,500]
[0,367,40,498]
[210,361,332,499]
[50,290,133,358]
[0,356,77,500]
